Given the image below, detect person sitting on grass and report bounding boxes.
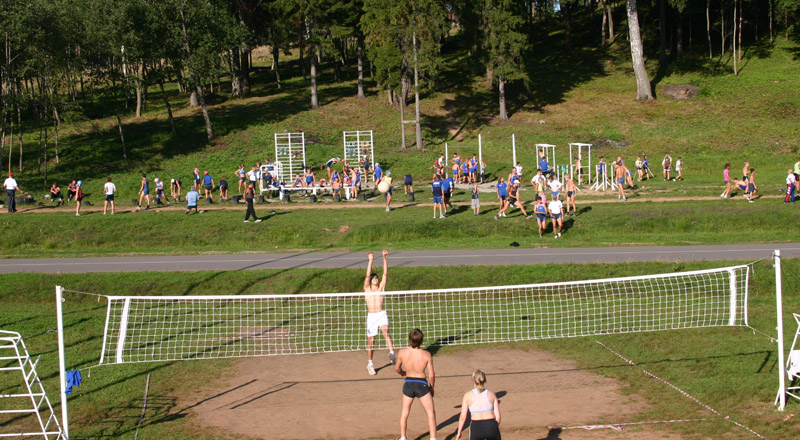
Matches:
[496,182,532,220]
[67,180,77,202]
[154,178,166,205]
[185,187,199,214]
[50,183,63,206]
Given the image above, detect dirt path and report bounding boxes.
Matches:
[183,347,689,440]
[3,192,781,215]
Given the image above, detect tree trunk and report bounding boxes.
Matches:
[116,114,128,162]
[241,48,251,94]
[17,106,22,172]
[412,31,422,149]
[607,2,615,39]
[0,111,5,176]
[601,0,608,45]
[387,88,394,105]
[626,0,654,101]
[486,66,493,84]
[707,0,713,60]
[52,106,59,164]
[400,72,408,150]
[769,0,773,41]
[37,125,42,176]
[737,0,743,63]
[273,45,281,88]
[676,10,685,57]
[300,44,307,82]
[189,90,199,107]
[498,76,508,121]
[310,44,320,109]
[563,1,573,52]
[43,124,48,185]
[659,0,667,67]
[193,74,215,142]
[158,77,176,134]
[357,38,365,99]
[135,62,144,117]
[231,49,242,98]
[721,0,726,60]
[733,0,738,75]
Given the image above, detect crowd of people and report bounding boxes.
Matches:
[4,151,798,220]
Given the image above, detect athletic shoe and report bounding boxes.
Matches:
[440,214,445,219]
[136,206,141,210]
[526,215,533,219]
[720,193,725,198]
[389,351,396,364]
[539,233,543,238]
[554,235,558,239]
[749,199,754,203]
[75,213,80,216]
[386,207,391,212]
[494,215,499,220]
[255,219,262,223]
[623,197,627,201]
[558,232,562,238]
[501,212,507,217]
[103,213,106,215]
[367,362,376,376]
[144,206,150,210]
[244,220,250,223]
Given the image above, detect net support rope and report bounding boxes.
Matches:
[59,264,755,365]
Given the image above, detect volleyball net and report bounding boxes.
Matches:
[59,264,752,366]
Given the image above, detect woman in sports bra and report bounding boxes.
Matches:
[455,370,501,440]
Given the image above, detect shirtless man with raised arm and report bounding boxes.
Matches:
[364,250,396,375]
[396,328,437,440]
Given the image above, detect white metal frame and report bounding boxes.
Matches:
[0,329,64,439]
[273,133,306,183]
[535,144,558,180]
[589,161,617,192]
[343,131,374,182]
[774,250,791,411]
[258,163,281,194]
[569,143,592,187]
[445,134,482,180]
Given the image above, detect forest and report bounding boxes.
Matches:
[0,0,798,181]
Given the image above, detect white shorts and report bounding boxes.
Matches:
[366,310,389,337]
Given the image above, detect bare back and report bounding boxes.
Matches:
[397,347,433,379]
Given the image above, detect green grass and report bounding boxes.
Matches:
[1,198,797,257]
[1,259,799,438]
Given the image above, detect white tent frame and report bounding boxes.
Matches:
[274,132,306,183]
[343,130,374,182]
[569,143,592,186]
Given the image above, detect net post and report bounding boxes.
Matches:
[478,134,482,172]
[444,143,449,178]
[727,269,737,325]
[55,285,70,439]
[774,250,787,411]
[511,134,516,169]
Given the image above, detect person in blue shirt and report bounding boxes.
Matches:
[441,176,454,212]
[154,178,166,205]
[137,173,151,210]
[185,187,199,214]
[495,176,508,218]
[539,157,550,177]
[374,163,383,184]
[432,174,445,218]
[325,157,342,182]
[202,171,215,203]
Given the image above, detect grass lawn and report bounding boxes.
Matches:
[1,197,797,257]
[1,259,798,438]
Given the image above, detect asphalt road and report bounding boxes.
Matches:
[2,244,798,274]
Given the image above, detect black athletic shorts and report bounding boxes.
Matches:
[404,174,413,185]
[402,378,430,398]
[508,197,517,205]
[105,194,114,201]
[469,419,501,440]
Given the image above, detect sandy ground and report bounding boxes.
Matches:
[183,347,690,440]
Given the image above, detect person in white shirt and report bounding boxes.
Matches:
[3,173,21,213]
[103,177,117,215]
[786,169,796,204]
[247,166,258,185]
[515,162,523,180]
[675,157,683,181]
[547,175,562,200]
[548,195,564,238]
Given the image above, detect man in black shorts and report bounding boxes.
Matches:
[395,329,437,440]
[404,174,414,200]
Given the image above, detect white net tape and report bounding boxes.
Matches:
[96,265,750,364]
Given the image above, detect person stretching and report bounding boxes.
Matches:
[365,250,395,375]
